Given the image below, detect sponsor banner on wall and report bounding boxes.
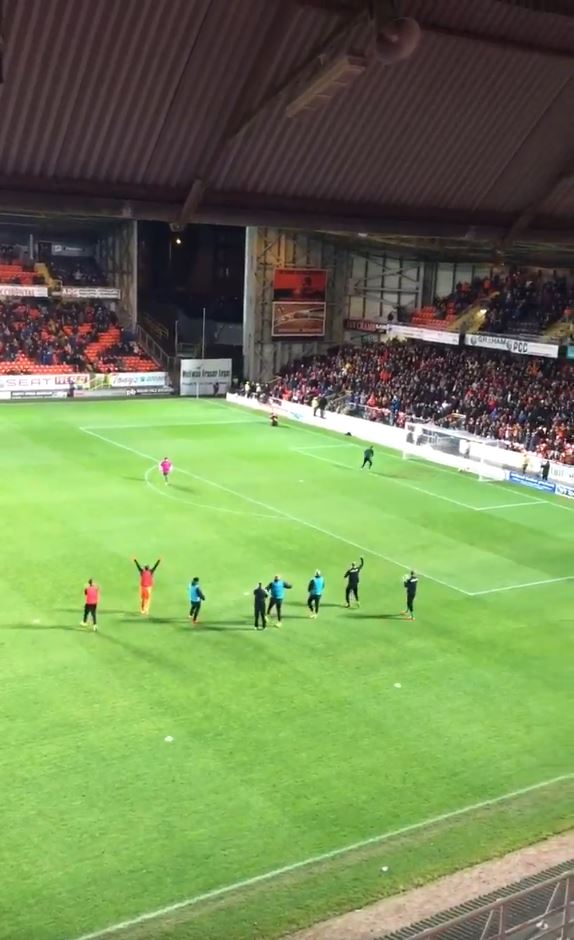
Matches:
[272,268,327,337]
[10,390,67,400]
[387,323,460,346]
[104,372,168,388]
[61,286,121,300]
[0,373,90,392]
[344,318,387,333]
[180,358,232,397]
[465,333,559,359]
[0,372,168,393]
[0,284,49,298]
[555,483,574,499]
[548,462,574,486]
[507,471,556,493]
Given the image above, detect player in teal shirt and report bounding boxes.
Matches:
[307,570,325,618]
[188,577,205,625]
[266,575,292,626]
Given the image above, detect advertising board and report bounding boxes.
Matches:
[180,359,232,396]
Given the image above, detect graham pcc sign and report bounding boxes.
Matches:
[180,358,232,396]
[465,333,559,359]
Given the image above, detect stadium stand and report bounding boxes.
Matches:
[408,270,574,338]
[271,342,574,464]
[49,256,106,286]
[0,260,45,286]
[0,301,158,373]
[480,270,574,336]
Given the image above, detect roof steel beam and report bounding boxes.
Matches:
[503,165,574,243]
[179,178,205,224]
[494,0,574,17]
[423,21,574,59]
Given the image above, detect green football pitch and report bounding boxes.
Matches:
[0,398,572,940]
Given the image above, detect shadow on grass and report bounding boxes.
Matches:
[194,623,255,632]
[351,612,408,620]
[57,607,127,615]
[2,623,88,633]
[97,631,189,675]
[121,615,183,625]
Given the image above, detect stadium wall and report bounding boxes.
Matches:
[243,228,423,382]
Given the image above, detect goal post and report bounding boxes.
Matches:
[403,423,512,481]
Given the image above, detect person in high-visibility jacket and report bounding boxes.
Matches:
[82,579,100,631]
[134,558,161,614]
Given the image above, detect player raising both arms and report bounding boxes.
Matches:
[134,557,161,615]
[160,457,172,484]
[344,557,364,608]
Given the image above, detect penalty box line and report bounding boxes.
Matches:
[68,772,574,940]
[78,426,471,597]
[295,446,548,514]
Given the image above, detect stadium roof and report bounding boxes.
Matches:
[1,0,574,254]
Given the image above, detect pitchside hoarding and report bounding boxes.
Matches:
[465,333,559,359]
[180,359,232,396]
[0,372,170,400]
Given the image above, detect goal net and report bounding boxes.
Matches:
[402,423,517,481]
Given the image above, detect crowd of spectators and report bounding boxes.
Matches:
[0,301,119,371]
[50,256,106,286]
[93,330,149,373]
[428,268,574,335]
[480,269,574,335]
[270,342,574,464]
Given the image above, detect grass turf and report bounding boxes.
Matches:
[0,398,571,940]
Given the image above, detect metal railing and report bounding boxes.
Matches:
[136,324,178,387]
[381,870,573,940]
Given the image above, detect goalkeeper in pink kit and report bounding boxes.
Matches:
[160,457,173,484]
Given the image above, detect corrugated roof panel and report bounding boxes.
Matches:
[0,0,571,236]
[214,32,572,214]
[147,1,334,189]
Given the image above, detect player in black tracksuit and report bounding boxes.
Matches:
[344,556,364,607]
[361,447,374,469]
[403,571,418,620]
[253,583,268,630]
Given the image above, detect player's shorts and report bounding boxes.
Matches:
[140,587,152,601]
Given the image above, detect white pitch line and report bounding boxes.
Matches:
[475,500,546,512]
[68,772,574,940]
[79,426,470,596]
[469,575,574,597]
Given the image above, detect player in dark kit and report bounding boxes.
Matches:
[361,446,374,469]
[253,582,268,629]
[344,557,364,607]
[270,412,279,427]
[403,571,418,620]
